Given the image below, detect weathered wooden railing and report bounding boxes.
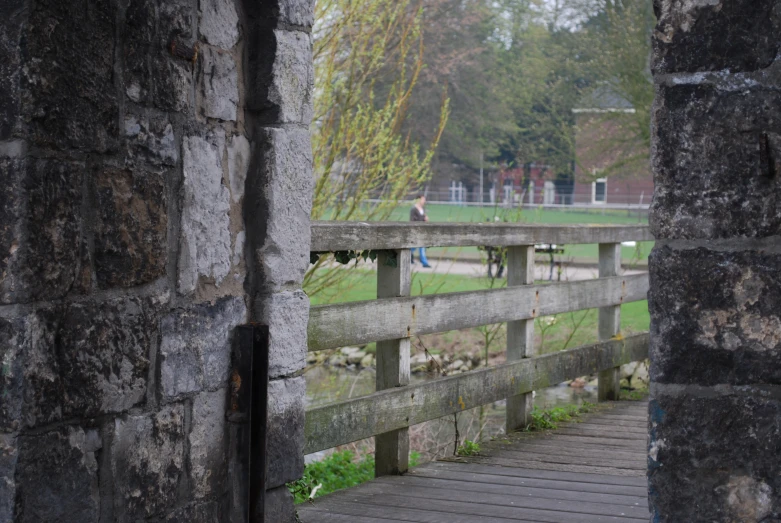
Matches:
[305,222,653,477]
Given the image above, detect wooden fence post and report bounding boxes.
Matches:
[598,243,622,401]
[375,249,411,476]
[506,245,535,432]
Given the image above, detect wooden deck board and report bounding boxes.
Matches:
[298,401,649,522]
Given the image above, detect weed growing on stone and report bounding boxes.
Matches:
[525,402,597,431]
[456,439,481,456]
[289,450,421,504]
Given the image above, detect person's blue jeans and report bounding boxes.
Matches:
[412,247,430,266]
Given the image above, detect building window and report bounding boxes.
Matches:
[592,177,607,204]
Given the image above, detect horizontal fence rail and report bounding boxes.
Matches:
[308,273,649,351]
[306,221,652,476]
[311,222,653,252]
[305,333,649,454]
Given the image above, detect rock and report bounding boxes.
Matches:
[199,0,239,49]
[306,353,317,364]
[459,364,469,372]
[57,298,151,418]
[0,159,84,304]
[651,84,781,240]
[411,364,427,374]
[255,291,310,379]
[122,114,178,166]
[347,351,366,365]
[649,247,781,385]
[410,353,428,365]
[250,30,313,124]
[179,132,232,293]
[570,377,587,388]
[111,404,186,520]
[189,390,227,499]
[653,0,780,74]
[228,134,250,202]
[94,167,167,288]
[26,0,118,152]
[587,378,598,387]
[0,433,17,522]
[246,127,314,292]
[159,297,247,400]
[269,0,315,28]
[329,355,347,367]
[620,378,630,389]
[632,363,650,386]
[14,427,100,523]
[199,47,239,121]
[648,390,781,521]
[621,362,639,379]
[266,377,305,489]
[263,485,298,523]
[360,353,374,368]
[448,360,464,372]
[340,347,361,355]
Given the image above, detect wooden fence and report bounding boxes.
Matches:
[305,221,653,477]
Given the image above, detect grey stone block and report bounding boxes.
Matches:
[228,134,251,203]
[94,167,168,289]
[650,84,781,239]
[247,127,313,293]
[199,0,240,49]
[189,389,228,498]
[58,298,151,418]
[255,291,309,378]
[200,46,239,122]
[24,0,118,152]
[0,311,61,431]
[123,114,179,167]
[649,246,781,386]
[0,159,83,304]
[0,433,18,522]
[274,0,315,28]
[111,404,186,520]
[653,0,781,74]
[124,0,195,113]
[152,56,195,113]
[160,297,247,400]
[15,426,100,523]
[648,389,781,521]
[262,485,298,523]
[267,30,313,124]
[163,499,227,522]
[266,376,305,488]
[179,132,232,294]
[0,0,24,139]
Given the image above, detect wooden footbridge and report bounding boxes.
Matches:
[300,222,652,522]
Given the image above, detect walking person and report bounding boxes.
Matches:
[410,194,432,268]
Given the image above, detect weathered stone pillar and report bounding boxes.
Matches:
[648,1,781,520]
[0,0,312,521]
[242,0,314,521]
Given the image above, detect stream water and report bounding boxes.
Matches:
[305,365,598,464]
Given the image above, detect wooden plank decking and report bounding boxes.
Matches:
[298,400,649,522]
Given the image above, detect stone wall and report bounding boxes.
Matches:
[0,0,313,521]
[648,0,781,520]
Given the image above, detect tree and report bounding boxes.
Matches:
[305,0,449,297]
